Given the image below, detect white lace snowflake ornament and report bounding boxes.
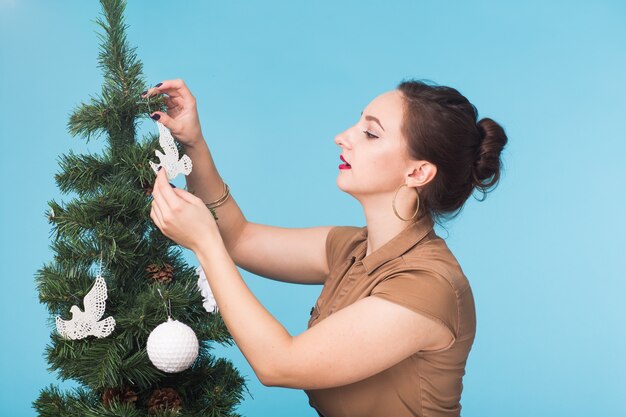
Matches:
[149,121,193,181]
[55,275,116,340]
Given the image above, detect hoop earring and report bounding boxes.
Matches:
[392,184,420,221]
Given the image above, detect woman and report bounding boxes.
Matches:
[146,78,508,417]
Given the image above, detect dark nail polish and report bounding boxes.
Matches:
[169,183,176,188]
[154,82,163,87]
[150,113,160,120]
[140,90,147,96]
[158,166,162,171]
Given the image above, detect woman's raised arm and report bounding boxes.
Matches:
[143,78,248,253]
[144,79,332,285]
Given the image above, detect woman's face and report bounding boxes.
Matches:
[334,89,414,198]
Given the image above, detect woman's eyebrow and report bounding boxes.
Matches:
[360,111,385,131]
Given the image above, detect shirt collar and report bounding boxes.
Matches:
[351,214,435,275]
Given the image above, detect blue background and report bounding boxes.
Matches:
[1,1,625,416]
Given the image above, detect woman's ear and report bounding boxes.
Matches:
[406,161,437,187]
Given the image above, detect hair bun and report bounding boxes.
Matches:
[472,118,508,193]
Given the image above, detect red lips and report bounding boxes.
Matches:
[339,155,351,170]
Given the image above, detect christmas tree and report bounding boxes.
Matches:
[33,0,250,415]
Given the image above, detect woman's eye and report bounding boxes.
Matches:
[363,130,379,139]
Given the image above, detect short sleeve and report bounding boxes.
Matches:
[370,270,458,344]
[325,226,364,274]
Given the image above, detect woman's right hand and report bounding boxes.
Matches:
[141,79,204,148]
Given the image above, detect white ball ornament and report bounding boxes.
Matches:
[147,317,199,373]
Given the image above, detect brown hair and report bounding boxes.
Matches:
[396,78,508,224]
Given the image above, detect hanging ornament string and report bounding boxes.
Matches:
[146,93,152,115]
[68,249,107,307]
[156,288,173,320]
[138,90,166,126]
[97,250,104,277]
[137,89,155,116]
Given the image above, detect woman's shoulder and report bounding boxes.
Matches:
[328,225,365,239]
[326,225,365,250]
[400,232,472,296]
[384,235,476,340]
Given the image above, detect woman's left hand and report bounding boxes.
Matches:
[150,167,220,252]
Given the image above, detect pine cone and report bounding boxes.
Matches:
[146,263,174,283]
[147,387,182,415]
[102,387,138,408]
[140,178,154,196]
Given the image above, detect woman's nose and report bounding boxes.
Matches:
[335,131,351,149]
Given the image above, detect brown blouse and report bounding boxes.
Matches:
[304,214,476,417]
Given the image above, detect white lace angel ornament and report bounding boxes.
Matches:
[55,275,116,340]
[149,121,193,181]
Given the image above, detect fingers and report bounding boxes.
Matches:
[153,167,178,210]
[159,79,195,101]
[150,198,165,229]
[172,187,200,205]
[151,169,202,233]
[151,169,172,232]
[142,79,194,101]
[141,82,165,99]
[150,110,181,132]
